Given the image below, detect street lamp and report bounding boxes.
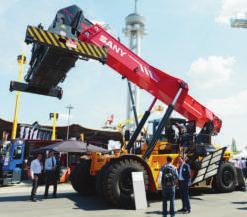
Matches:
[11,54,26,140]
[66,105,74,140]
[49,112,59,141]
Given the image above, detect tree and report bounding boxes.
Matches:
[231,138,239,154]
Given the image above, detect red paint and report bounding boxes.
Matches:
[79,24,222,134]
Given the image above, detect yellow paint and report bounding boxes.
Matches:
[80,133,84,141]
[47,32,58,46]
[40,29,52,45]
[32,27,44,43]
[11,54,26,140]
[51,112,57,141]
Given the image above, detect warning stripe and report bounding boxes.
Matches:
[26,26,107,61]
[53,33,66,49]
[39,28,52,45]
[93,45,102,58]
[32,27,45,43]
[27,27,37,41]
[76,43,86,55]
[87,44,98,58]
[81,43,92,56]
[46,31,59,46]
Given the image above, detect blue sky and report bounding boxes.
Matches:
[0,0,247,149]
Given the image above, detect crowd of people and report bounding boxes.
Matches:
[234,157,247,179]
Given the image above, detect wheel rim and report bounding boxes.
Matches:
[222,169,233,186]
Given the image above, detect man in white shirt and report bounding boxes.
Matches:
[44,151,58,198]
[30,153,43,202]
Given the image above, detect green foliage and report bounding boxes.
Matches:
[231,138,240,154]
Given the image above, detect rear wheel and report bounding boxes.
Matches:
[213,162,236,193]
[95,161,112,197]
[70,160,96,195]
[101,158,149,209]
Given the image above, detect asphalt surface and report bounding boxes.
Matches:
[0,183,246,217]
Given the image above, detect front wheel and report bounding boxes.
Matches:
[70,160,96,195]
[101,158,149,209]
[213,162,236,193]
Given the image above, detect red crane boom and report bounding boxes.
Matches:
[78,23,222,134]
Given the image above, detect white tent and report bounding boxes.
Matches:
[233,149,247,159]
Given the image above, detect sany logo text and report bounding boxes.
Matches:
[99,35,127,57]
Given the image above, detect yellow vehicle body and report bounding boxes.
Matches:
[87,140,232,191]
[70,138,240,209]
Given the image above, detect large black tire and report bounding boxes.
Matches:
[213,162,237,193]
[70,164,80,192]
[101,158,149,209]
[95,161,113,197]
[70,160,96,195]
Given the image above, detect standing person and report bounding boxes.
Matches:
[30,153,43,202]
[240,157,247,179]
[245,157,247,180]
[159,156,178,217]
[44,151,57,198]
[177,156,191,214]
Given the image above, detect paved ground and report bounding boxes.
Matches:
[0,183,246,217]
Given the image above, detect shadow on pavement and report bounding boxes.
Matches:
[0,195,31,202]
[232,201,247,205]
[146,210,186,215]
[232,201,247,211]
[145,210,162,215]
[237,207,247,210]
[147,187,213,204]
[65,193,113,211]
[0,192,113,211]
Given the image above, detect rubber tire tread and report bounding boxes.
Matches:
[70,160,96,195]
[101,158,149,209]
[214,162,236,193]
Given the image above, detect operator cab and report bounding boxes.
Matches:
[142,118,194,154]
[51,5,85,38]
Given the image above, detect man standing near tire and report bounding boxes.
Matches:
[177,156,191,214]
[159,156,178,217]
[30,153,43,202]
[44,151,57,198]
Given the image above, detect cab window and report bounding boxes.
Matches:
[13,145,22,159]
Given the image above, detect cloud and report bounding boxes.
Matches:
[207,89,247,116]
[187,56,235,89]
[216,0,247,25]
[190,0,216,12]
[0,0,19,16]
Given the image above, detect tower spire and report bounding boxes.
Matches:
[134,0,138,13]
[124,0,146,130]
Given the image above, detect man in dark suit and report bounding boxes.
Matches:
[177,156,191,214]
[44,151,57,198]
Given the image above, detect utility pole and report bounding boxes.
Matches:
[66,105,74,140]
